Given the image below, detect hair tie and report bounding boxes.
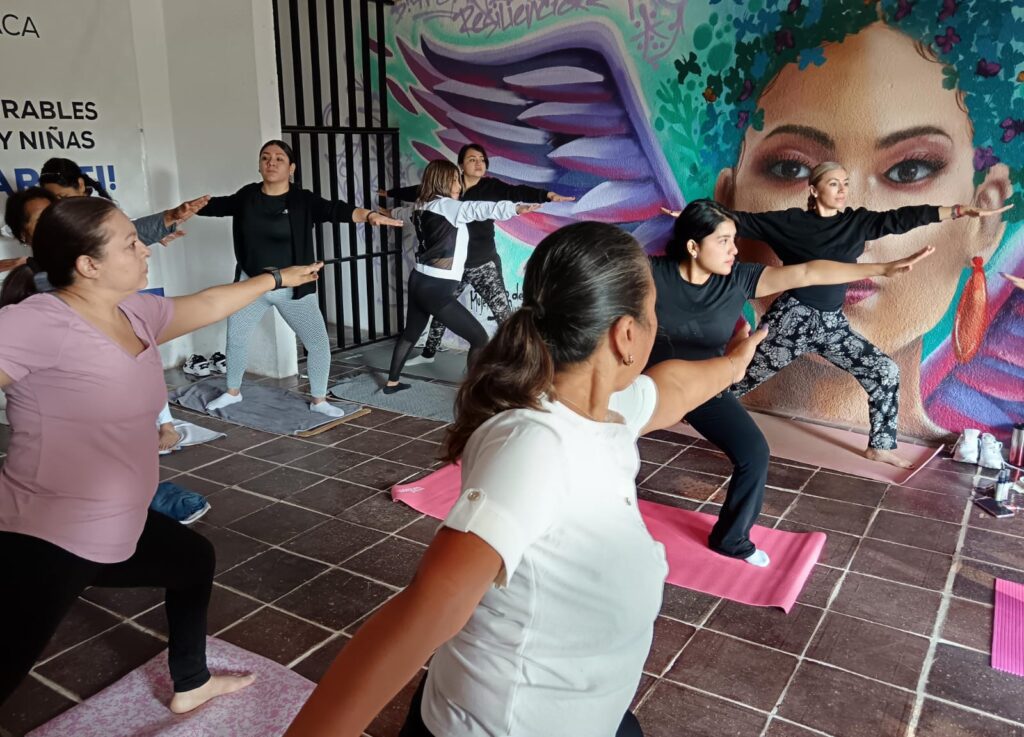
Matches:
[521,302,545,321]
[25,256,40,274]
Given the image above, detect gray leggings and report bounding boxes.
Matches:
[225,286,332,398]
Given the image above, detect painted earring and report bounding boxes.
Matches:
[953,256,988,363]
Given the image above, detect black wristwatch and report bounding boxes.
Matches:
[263,267,283,289]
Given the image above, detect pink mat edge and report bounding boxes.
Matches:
[992,578,1024,677]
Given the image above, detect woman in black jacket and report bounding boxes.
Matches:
[197,140,400,415]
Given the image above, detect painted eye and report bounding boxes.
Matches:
[884,159,943,184]
[767,160,811,180]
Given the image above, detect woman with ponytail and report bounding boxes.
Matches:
[285,222,767,737]
[38,157,208,247]
[0,197,324,712]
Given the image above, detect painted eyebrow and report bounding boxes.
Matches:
[764,124,835,149]
[875,125,953,149]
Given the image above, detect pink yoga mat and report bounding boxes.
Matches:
[29,637,314,737]
[993,578,1024,677]
[669,412,942,485]
[393,465,825,612]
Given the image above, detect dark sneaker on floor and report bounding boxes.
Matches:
[209,352,227,374]
[183,354,213,377]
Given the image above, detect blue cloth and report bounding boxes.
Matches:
[150,482,209,523]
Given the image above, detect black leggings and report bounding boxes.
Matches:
[399,673,645,736]
[420,258,511,358]
[685,392,770,559]
[0,510,214,704]
[389,270,489,381]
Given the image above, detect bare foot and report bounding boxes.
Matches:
[158,423,182,451]
[169,673,256,714]
[864,447,913,469]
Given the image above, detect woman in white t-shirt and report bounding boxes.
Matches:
[285,222,767,737]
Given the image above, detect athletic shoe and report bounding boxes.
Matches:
[183,354,212,377]
[979,433,1005,470]
[952,428,980,465]
[405,354,435,367]
[209,352,227,374]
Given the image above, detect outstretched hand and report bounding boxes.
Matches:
[1003,272,1024,291]
[881,245,935,277]
[165,195,211,227]
[547,192,576,202]
[961,204,1013,218]
[660,207,681,218]
[159,230,187,247]
[725,325,768,383]
[367,211,404,227]
[516,203,543,215]
[280,262,324,288]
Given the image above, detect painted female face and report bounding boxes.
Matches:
[718,22,1010,356]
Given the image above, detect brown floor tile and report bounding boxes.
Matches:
[81,586,164,618]
[396,517,442,545]
[763,720,824,737]
[219,607,331,665]
[806,612,929,688]
[797,565,843,607]
[159,466,180,482]
[952,557,1023,604]
[901,467,983,496]
[849,538,953,591]
[641,467,724,501]
[916,697,1024,737]
[237,465,324,499]
[705,601,823,654]
[339,459,421,490]
[868,511,960,555]
[638,438,684,465]
[39,599,121,661]
[636,681,767,737]
[778,661,914,737]
[35,624,166,699]
[658,585,720,624]
[766,463,815,491]
[775,520,861,568]
[382,439,443,468]
[284,519,386,565]
[345,408,404,429]
[209,426,278,452]
[135,584,261,638]
[638,489,704,512]
[285,477,379,516]
[168,473,227,497]
[941,598,993,652]
[666,630,797,711]
[286,446,370,477]
[241,436,320,464]
[831,572,941,635]
[290,633,350,682]
[276,568,395,630]
[337,429,413,456]
[378,415,447,438]
[962,527,1024,571]
[299,421,366,446]
[342,537,428,588]
[784,495,874,536]
[803,470,888,506]
[760,488,799,517]
[967,502,1024,537]
[881,485,968,523]
[643,616,695,676]
[646,428,693,444]
[157,443,231,472]
[217,548,327,603]
[340,492,425,532]
[927,642,1024,722]
[227,503,329,545]
[0,675,75,736]
[631,673,657,711]
[193,522,270,575]
[366,675,423,737]
[201,487,274,526]
[194,454,278,485]
[667,448,735,477]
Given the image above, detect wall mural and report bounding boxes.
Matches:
[386,0,1024,442]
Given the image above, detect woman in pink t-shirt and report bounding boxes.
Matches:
[0,197,322,713]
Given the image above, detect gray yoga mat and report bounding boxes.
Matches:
[169,377,364,436]
[329,372,457,423]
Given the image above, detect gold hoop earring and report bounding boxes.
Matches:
[623,354,635,366]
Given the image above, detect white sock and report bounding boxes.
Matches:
[207,392,242,411]
[744,549,770,568]
[405,354,435,367]
[310,401,346,418]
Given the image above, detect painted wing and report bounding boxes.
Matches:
[392,20,684,252]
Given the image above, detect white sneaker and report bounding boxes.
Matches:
[183,354,212,377]
[952,428,980,465]
[405,354,435,367]
[979,433,1005,470]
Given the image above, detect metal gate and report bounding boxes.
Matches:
[272,0,401,352]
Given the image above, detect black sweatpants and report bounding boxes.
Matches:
[0,510,214,704]
[420,258,511,358]
[398,674,645,736]
[686,391,770,559]
[389,270,489,382]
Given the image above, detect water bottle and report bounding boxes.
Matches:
[995,467,1012,503]
[1010,423,1024,482]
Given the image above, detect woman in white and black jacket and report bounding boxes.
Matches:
[384,160,541,394]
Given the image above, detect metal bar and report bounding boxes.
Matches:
[391,131,404,333]
[375,131,390,335]
[287,0,305,127]
[375,0,388,130]
[271,0,287,123]
[307,0,324,128]
[342,0,360,347]
[281,125,399,135]
[361,132,377,341]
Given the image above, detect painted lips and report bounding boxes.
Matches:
[845,278,877,305]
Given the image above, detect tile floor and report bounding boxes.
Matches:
[2,354,1023,737]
